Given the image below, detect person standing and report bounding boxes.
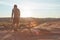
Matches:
[11,4,20,31]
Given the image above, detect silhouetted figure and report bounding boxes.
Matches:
[11,4,20,31]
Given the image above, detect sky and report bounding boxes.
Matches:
[0,0,60,18]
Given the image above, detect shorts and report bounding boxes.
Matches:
[13,17,20,24]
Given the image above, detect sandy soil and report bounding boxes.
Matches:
[0,30,60,40]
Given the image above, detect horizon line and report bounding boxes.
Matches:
[0,17,60,18]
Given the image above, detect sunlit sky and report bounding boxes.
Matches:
[0,0,60,18]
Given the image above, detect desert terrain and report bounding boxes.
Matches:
[0,18,60,40]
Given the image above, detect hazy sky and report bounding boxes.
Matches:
[0,0,60,18]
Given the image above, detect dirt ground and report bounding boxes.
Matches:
[0,30,60,40]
